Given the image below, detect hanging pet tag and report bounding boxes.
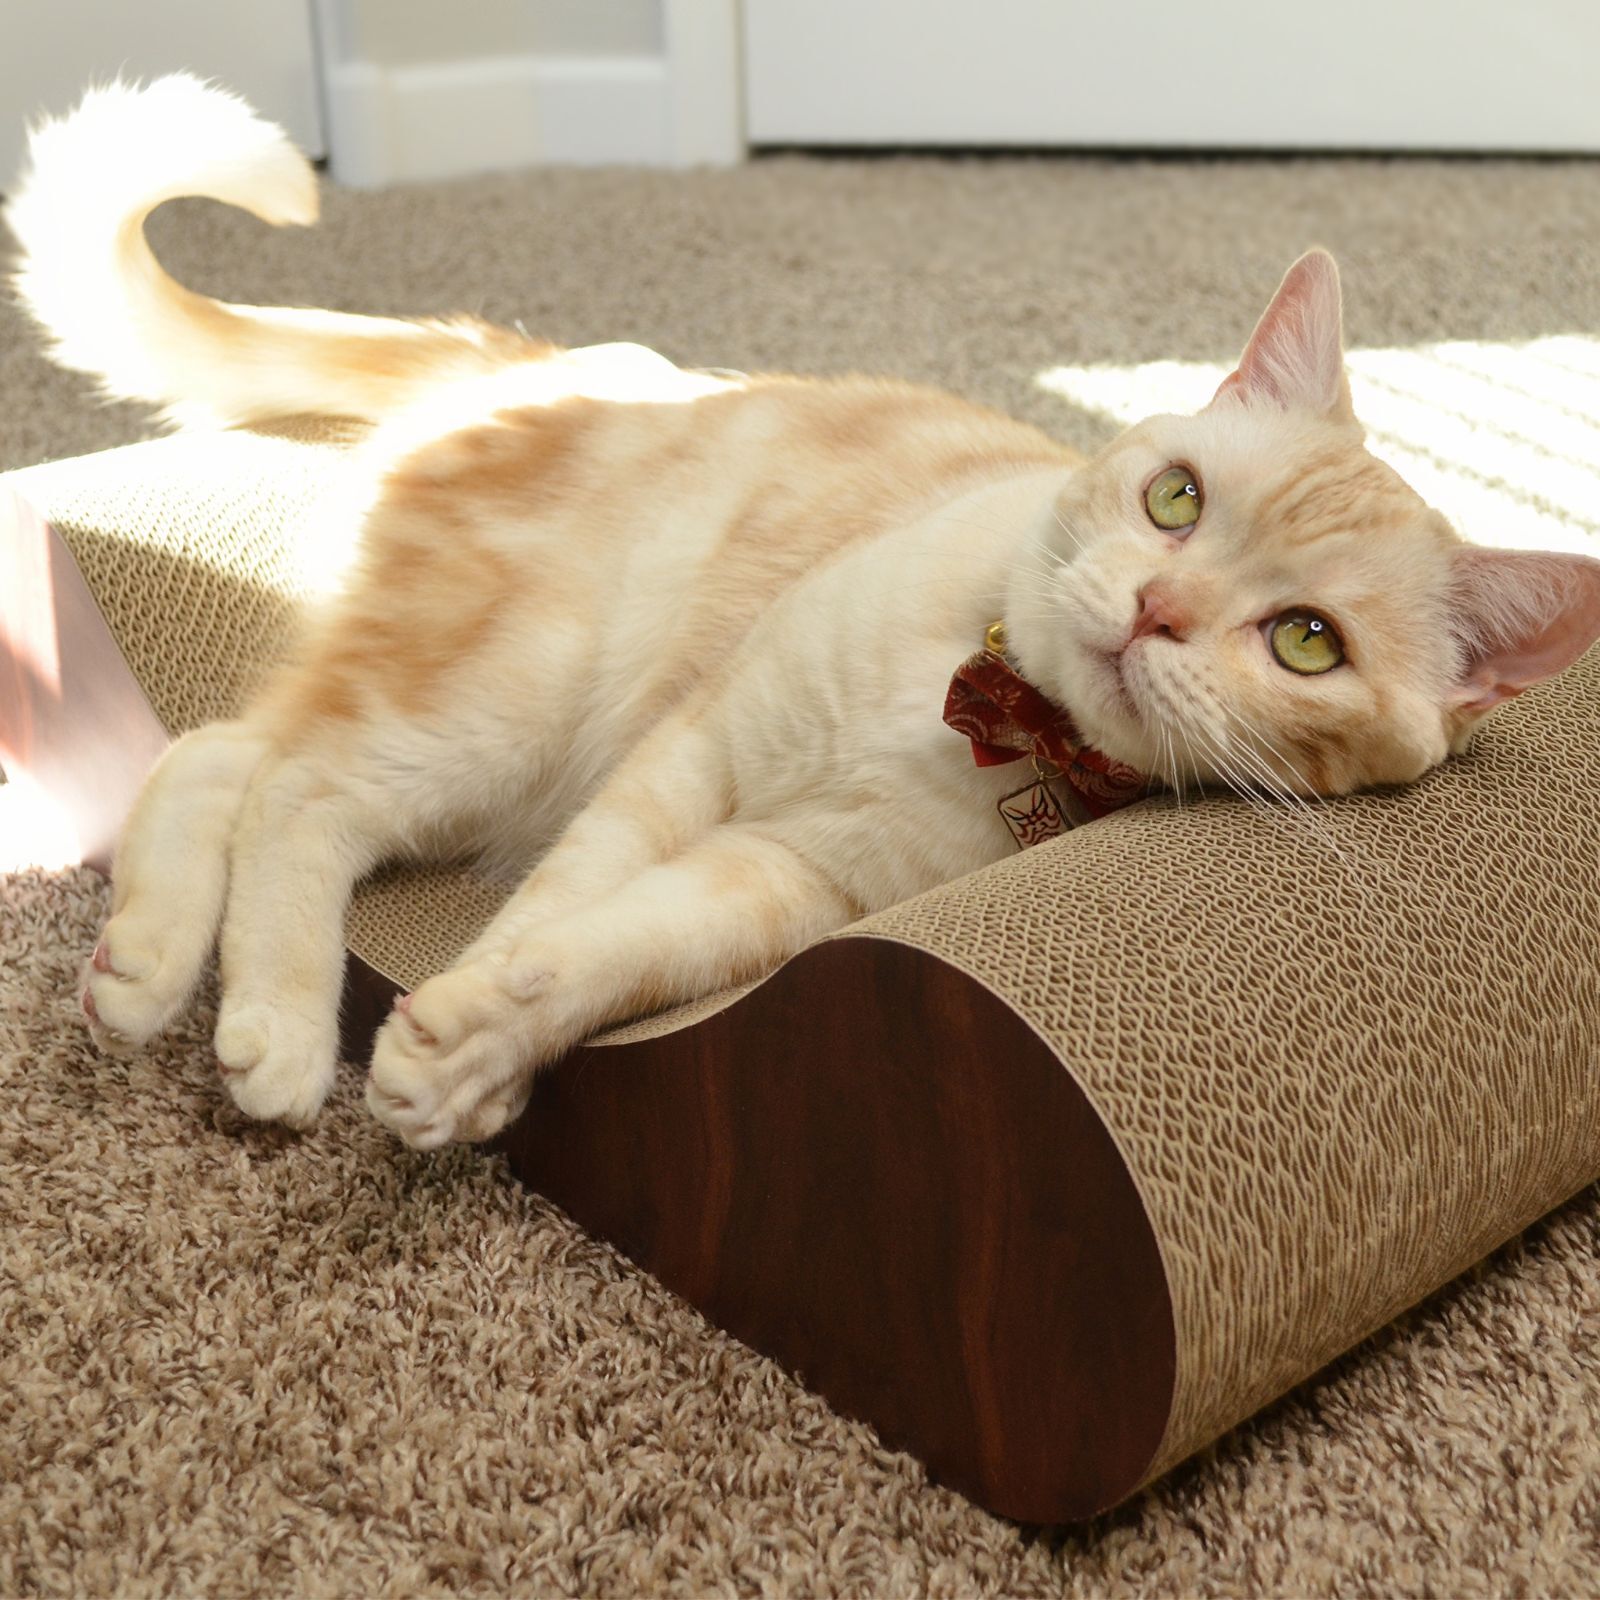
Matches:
[996,757,1092,850]
[946,619,1150,848]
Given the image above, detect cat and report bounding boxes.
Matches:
[10,76,1600,1150]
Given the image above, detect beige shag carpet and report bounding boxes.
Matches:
[4,150,1600,1597]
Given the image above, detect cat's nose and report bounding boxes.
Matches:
[1128,583,1190,644]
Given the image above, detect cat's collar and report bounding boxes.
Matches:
[943,619,1149,849]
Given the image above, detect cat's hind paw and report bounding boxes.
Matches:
[366,977,537,1149]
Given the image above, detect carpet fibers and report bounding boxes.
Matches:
[4,149,1600,1597]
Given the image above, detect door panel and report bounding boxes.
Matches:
[744,0,1600,152]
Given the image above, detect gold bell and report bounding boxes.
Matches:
[983,619,1009,656]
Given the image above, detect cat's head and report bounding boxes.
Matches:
[1006,250,1600,798]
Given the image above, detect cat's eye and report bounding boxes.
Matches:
[1269,612,1344,675]
[1145,466,1202,531]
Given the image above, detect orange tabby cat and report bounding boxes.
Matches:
[11,77,1600,1148]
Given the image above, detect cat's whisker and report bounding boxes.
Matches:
[1214,720,1312,807]
[1182,720,1318,842]
[1203,720,1363,875]
[1218,704,1324,802]
[1159,722,1181,809]
[1214,710,1357,857]
[1196,723,1382,928]
[1051,507,1090,558]
[1200,719,1311,809]
[1142,706,1179,807]
[1007,543,1073,585]
[1220,745,1383,918]
[1165,722,1188,811]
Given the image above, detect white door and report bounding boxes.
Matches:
[1,0,323,184]
[743,0,1600,153]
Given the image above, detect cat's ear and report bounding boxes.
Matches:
[1210,249,1355,421]
[1446,545,1600,716]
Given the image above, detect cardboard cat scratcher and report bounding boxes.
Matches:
[4,422,1599,1523]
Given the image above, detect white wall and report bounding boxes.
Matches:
[325,0,662,67]
[1,0,322,187]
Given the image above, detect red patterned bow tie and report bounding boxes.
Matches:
[943,620,1149,848]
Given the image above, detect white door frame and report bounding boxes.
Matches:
[313,0,745,187]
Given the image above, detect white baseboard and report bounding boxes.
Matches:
[322,53,677,187]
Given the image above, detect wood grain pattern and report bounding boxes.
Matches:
[494,935,1177,1523]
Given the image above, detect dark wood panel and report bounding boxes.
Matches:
[496,936,1176,1523]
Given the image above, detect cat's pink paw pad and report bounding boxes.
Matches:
[91,924,159,985]
[366,1021,530,1149]
[366,962,558,1147]
[364,1064,525,1151]
[390,991,439,1047]
[364,1071,449,1149]
[388,973,504,1057]
[79,973,132,1054]
[78,920,186,1054]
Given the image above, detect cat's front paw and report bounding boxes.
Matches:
[214,1002,338,1129]
[365,971,543,1150]
[79,920,194,1054]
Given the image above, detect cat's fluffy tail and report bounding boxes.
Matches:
[7,74,529,427]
